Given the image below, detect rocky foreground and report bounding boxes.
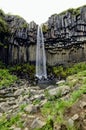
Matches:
[0,77,86,130]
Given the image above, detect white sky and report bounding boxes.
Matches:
[0,0,86,25]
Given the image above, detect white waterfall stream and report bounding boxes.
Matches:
[36,26,47,79]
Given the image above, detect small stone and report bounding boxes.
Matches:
[83,119,86,125]
[30,117,45,129]
[21,114,27,118]
[54,125,61,130]
[56,80,65,85]
[80,101,86,109]
[34,94,45,100]
[18,95,23,103]
[12,104,19,109]
[23,95,29,99]
[27,115,35,119]
[14,89,24,96]
[46,85,55,90]
[24,104,38,114]
[0,102,9,112]
[61,124,67,130]
[10,125,16,129]
[61,85,70,95]
[71,114,79,121]
[68,118,74,127]
[48,87,58,96]
[80,112,85,119]
[40,99,47,107]
[7,109,13,113]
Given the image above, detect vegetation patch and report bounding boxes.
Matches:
[0,17,9,34]
[0,113,24,130]
[42,24,48,33]
[59,6,81,16]
[0,69,17,88]
[9,63,35,81]
[52,62,86,79]
[40,69,86,130]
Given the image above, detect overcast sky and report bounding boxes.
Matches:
[0,0,86,25]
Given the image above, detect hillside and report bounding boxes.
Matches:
[0,62,86,130]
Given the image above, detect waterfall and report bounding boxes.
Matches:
[36,26,47,79]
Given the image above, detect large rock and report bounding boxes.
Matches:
[30,117,46,129]
[48,85,70,97]
[24,104,39,114]
[14,88,24,96]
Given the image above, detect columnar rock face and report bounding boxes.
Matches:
[4,15,37,64]
[0,5,86,66]
[0,10,37,64]
[43,6,86,65]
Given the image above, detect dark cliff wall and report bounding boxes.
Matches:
[0,5,86,66]
[0,10,37,64]
[43,5,86,65]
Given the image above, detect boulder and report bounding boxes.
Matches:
[30,117,46,129]
[68,118,74,127]
[24,104,38,114]
[14,88,24,96]
[48,85,70,97]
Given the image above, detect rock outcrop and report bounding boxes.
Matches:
[0,5,86,66]
[44,5,86,65]
[0,9,38,64]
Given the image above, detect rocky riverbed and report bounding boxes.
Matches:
[0,78,86,130]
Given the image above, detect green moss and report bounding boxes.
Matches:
[0,17,9,36]
[82,5,86,8]
[19,23,28,29]
[42,24,48,33]
[67,8,80,15]
[41,119,53,130]
[0,9,5,17]
[0,42,8,48]
[59,6,81,16]
[22,23,28,28]
[20,104,27,112]
[4,45,8,48]
[0,42,3,46]
[59,10,67,15]
[15,15,22,19]
[33,99,41,105]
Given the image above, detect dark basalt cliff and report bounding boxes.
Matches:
[0,11,37,64]
[0,5,86,66]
